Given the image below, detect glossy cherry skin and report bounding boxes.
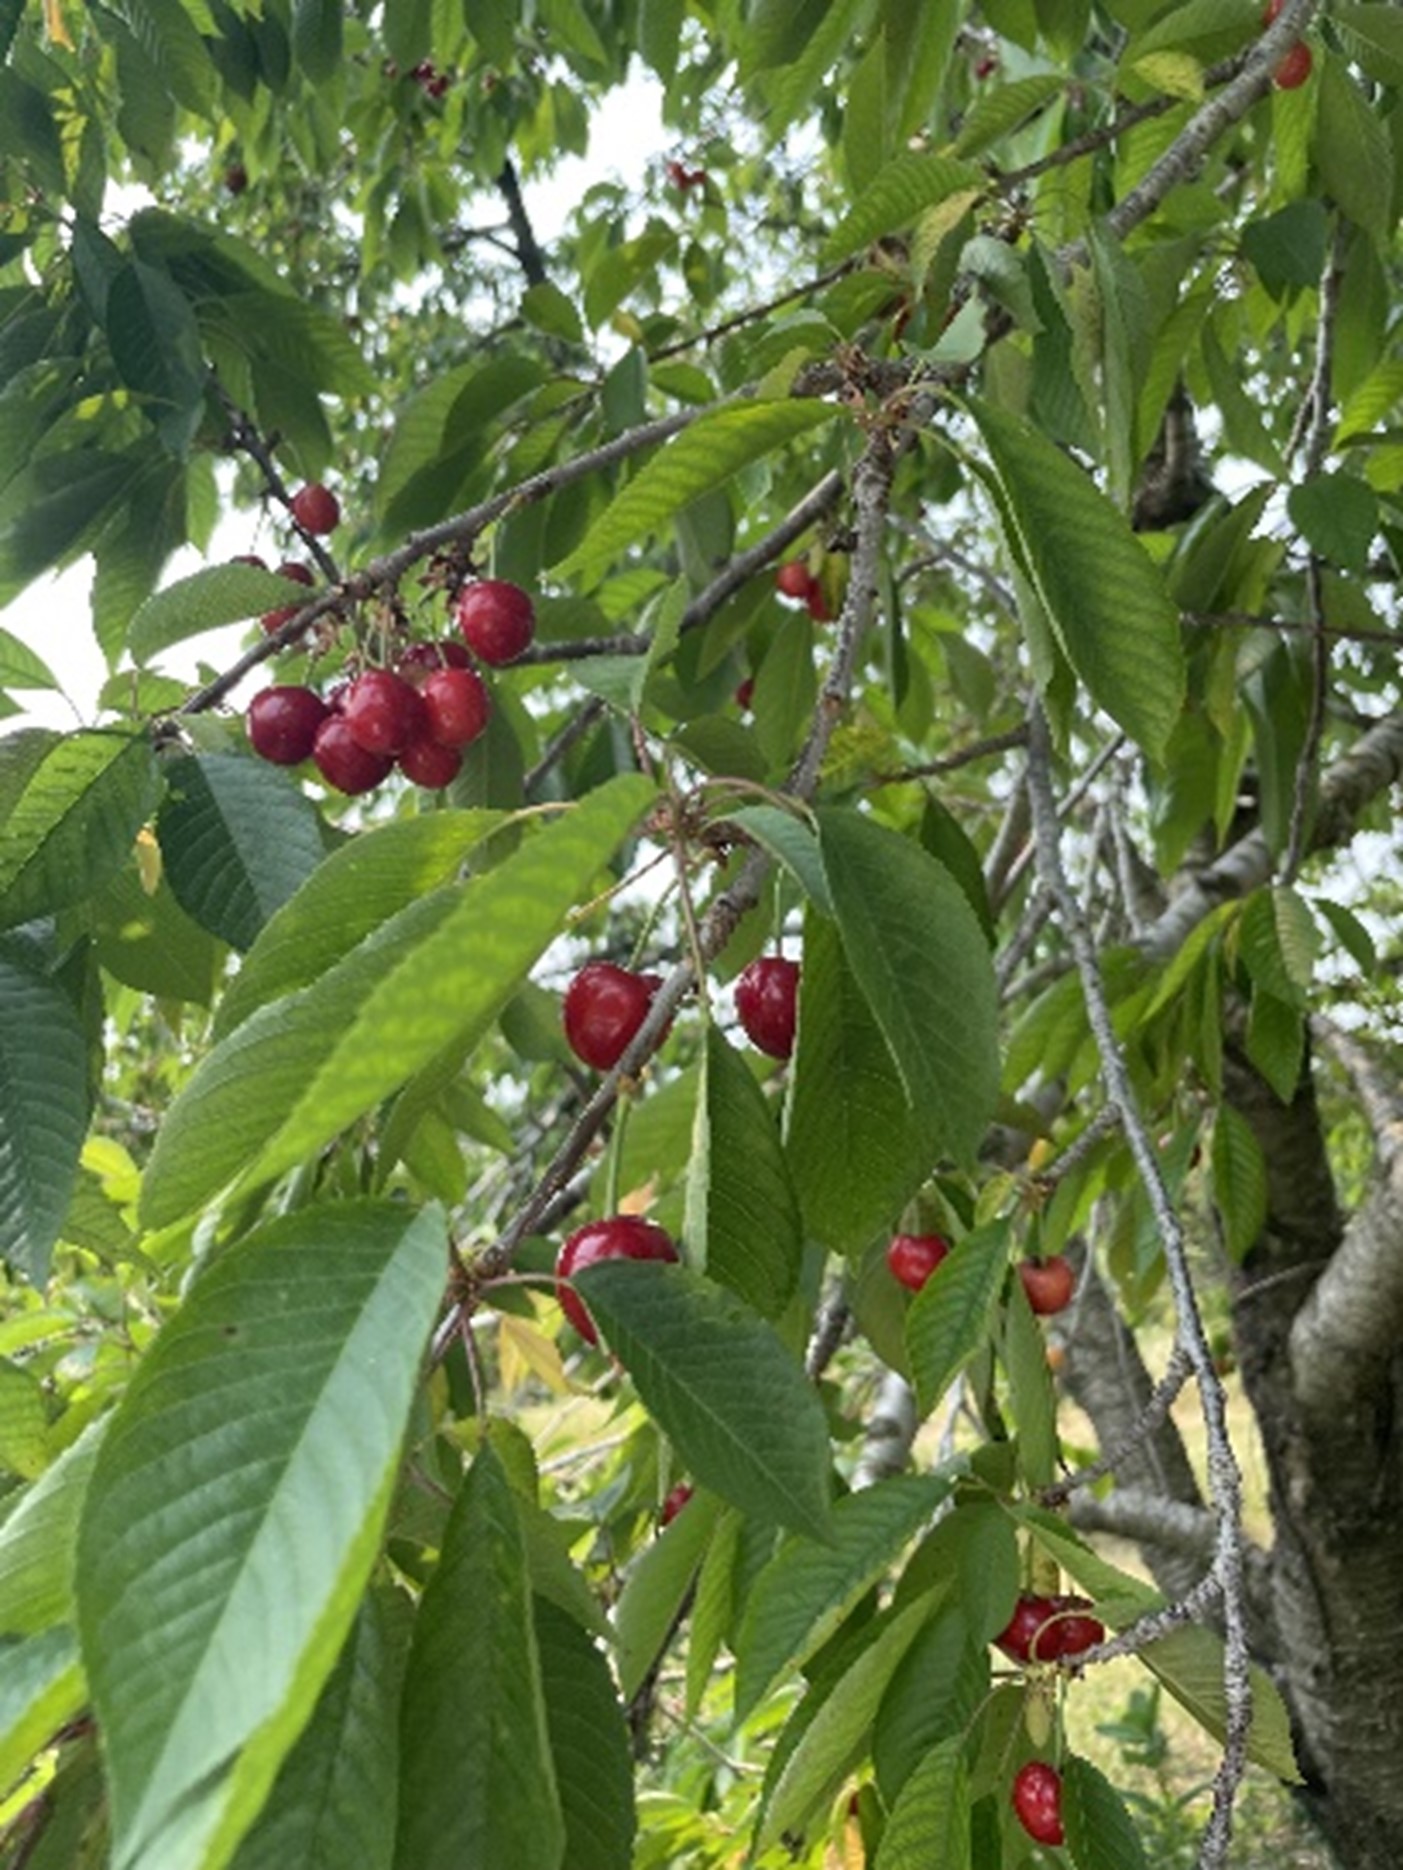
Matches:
[453,579,536,665]
[805,582,833,623]
[1012,1762,1064,1846]
[735,956,799,1059]
[260,560,316,633]
[886,1232,951,1293]
[247,686,328,764]
[563,963,662,1071]
[996,1593,1062,1664]
[775,560,812,600]
[290,483,340,534]
[422,666,491,748]
[398,639,472,682]
[1019,1255,1075,1316]
[342,670,428,756]
[312,716,394,795]
[398,735,463,788]
[555,1215,679,1344]
[1048,1596,1106,1658]
[1273,40,1312,87]
[660,1482,693,1526]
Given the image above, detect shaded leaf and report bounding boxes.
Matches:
[157,754,326,952]
[873,1734,969,1870]
[818,809,1000,1166]
[735,1473,953,1720]
[905,1220,1011,1419]
[685,1025,802,1318]
[614,1488,720,1701]
[0,1626,84,1801]
[0,1421,107,1638]
[1064,1754,1148,1870]
[574,1258,833,1539]
[0,951,89,1287]
[129,563,322,662]
[395,1441,565,1870]
[969,397,1186,758]
[537,1598,637,1870]
[822,153,986,264]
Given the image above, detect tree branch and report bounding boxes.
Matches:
[1025,704,1251,1870]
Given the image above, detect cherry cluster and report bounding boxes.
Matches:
[774,558,833,622]
[665,159,708,190]
[246,555,535,796]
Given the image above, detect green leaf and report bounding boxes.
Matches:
[106,259,207,453]
[755,1592,937,1850]
[873,1734,969,1870]
[536,1597,637,1870]
[394,1442,565,1870]
[723,805,832,911]
[1064,1754,1149,1870]
[1245,987,1303,1102]
[89,858,223,1007]
[213,810,505,1040]
[953,73,1065,156]
[0,730,160,932]
[905,1219,1012,1419]
[1138,1623,1302,1783]
[0,626,59,691]
[872,1603,987,1802]
[0,1421,107,1638]
[107,0,216,114]
[573,1259,834,1539]
[686,1507,741,1716]
[613,1489,720,1700]
[685,1025,802,1319]
[1001,1279,1058,1488]
[140,776,655,1226]
[968,397,1186,758]
[0,1626,85,1801]
[1313,896,1375,974]
[0,952,89,1287]
[157,754,327,952]
[521,281,585,345]
[821,154,986,265]
[75,1200,448,1870]
[291,0,342,82]
[639,0,686,78]
[786,909,938,1257]
[1334,1,1403,85]
[818,809,1000,1165]
[1287,473,1379,573]
[0,1358,46,1478]
[553,402,837,584]
[1316,52,1393,246]
[128,564,322,662]
[735,1474,954,1720]
[226,1592,405,1870]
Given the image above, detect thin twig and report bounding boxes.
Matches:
[1040,1344,1193,1506]
[1024,705,1250,1870]
[870,724,1028,786]
[1282,224,1347,885]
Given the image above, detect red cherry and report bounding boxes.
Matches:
[1046,1595,1105,1658]
[247,686,329,765]
[224,161,248,195]
[1273,40,1312,87]
[1012,1762,1064,1847]
[1262,0,1284,19]
[1018,1255,1075,1316]
[312,717,394,795]
[563,963,661,1072]
[886,1233,950,1293]
[665,159,689,188]
[231,553,267,571]
[974,54,999,79]
[260,561,315,633]
[683,167,708,189]
[554,1215,679,1344]
[735,956,799,1060]
[422,666,491,749]
[661,1482,693,1526]
[398,639,473,683]
[453,579,536,665]
[805,582,833,623]
[775,560,812,600]
[341,670,428,756]
[995,1593,1061,1664]
[735,677,754,711]
[290,483,340,535]
[398,736,463,788]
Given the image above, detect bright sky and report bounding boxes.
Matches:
[6,65,668,733]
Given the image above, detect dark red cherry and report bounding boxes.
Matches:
[290,483,340,535]
[554,1216,679,1344]
[1019,1255,1075,1316]
[886,1233,950,1293]
[661,1482,693,1526]
[422,666,491,749]
[453,579,536,665]
[1012,1762,1064,1847]
[735,956,799,1059]
[342,670,428,756]
[246,686,328,765]
[562,963,662,1072]
[398,735,463,788]
[312,717,394,795]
